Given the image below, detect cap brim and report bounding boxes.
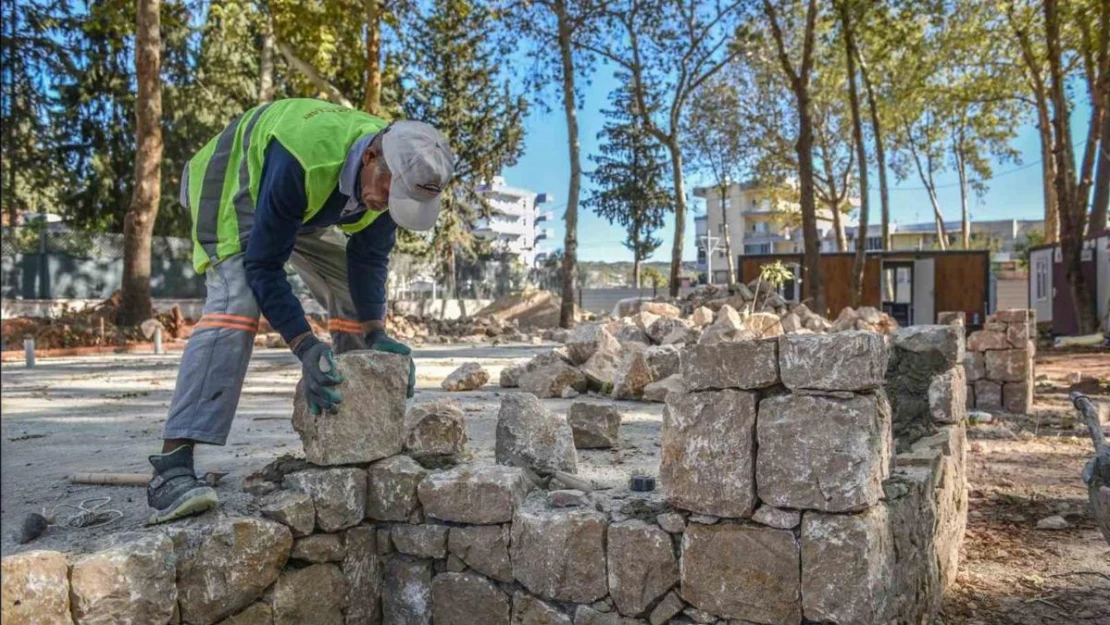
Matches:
[389,181,440,231]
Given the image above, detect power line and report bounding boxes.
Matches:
[889,160,1043,192]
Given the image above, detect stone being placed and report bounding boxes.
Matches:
[259,490,316,537]
[512,593,572,625]
[290,533,346,563]
[291,350,408,466]
[342,526,382,625]
[607,520,679,616]
[283,467,367,532]
[404,401,467,467]
[519,360,588,399]
[383,557,433,625]
[779,331,888,391]
[802,507,894,625]
[681,340,778,391]
[496,394,578,474]
[366,454,427,521]
[679,523,801,624]
[268,563,345,625]
[432,572,511,625]
[757,391,891,512]
[661,390,758,518]
[448,525,514,582]
[418,465,533,524]
[167,516,293,625]
[642,374,684,403]
[568,402,622,449]
[510,504,608,603]
[611,347,654,400]
[392,524,449,559]
[441,362,490,391]
[0,550,74,625]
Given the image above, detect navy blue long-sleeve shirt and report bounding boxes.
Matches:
[243,138,396,343]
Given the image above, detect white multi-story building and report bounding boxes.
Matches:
[693,181,836,284]
[473,176,553,267]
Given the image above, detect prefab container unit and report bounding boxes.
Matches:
[1027,229,1110,337]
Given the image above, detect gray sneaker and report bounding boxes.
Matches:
[146,445,218,525]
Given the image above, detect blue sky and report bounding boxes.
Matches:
[504,66,1090,263]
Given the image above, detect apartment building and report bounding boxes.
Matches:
[472,176,554,267]
[837,219,1044,258]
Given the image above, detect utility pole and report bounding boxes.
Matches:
[699,234,724,285]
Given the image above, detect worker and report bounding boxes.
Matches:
[146,98,455,525]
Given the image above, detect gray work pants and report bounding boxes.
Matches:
[163,228,367,445]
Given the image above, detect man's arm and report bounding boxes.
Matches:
[346,213,398,333]
[243,141,313,345]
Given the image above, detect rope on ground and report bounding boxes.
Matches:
[48,496,124,530]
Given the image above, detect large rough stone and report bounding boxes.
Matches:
[974,380,1003,410]
[418,465,533,524]
[611,348,654,400]
[510,505,608,603]
[779,332,888,391]
[647,592,683,625]
[441,362,490,391]
[571,606,645,625]
[1003,382,1032,414]
[967,330,1008,351]
[757,392,891,512]
[929,366,968,424]
[681,340,778,391]
[512,593,572,625]
[643,345,681,380]
[993,308,1031,323]
[448,525,513,582]
[342,526,382,625]
[268,563,345,625]
[579,329,624,390]
[431,573,510,625]
[641,301,681,318]
[802,507,893,625]
[519,361,588,399]
[259,490,316,538]
[881,465,941,625]
[746,311,784,338]
[366,455,427,522]
[689,306,714,328]
[1,550,74,625]
[284,467,367,532]
[292,350,408,466]
[642,374,684,403]
[167,516,292,625]
[964,352,985,381]
[614,323,652,346]
[647,317,690,345]
[607,521,679,616]
[496,393,578,474]
[1006,322,1033,347]
[69,534,177,625]
[630,311,660,332]
[383,557,432,625]
[752,505,801,529]
[698,304,750,345]
[568,402,622,449]
[404,402,467,467]
[290,534,346,563]
[661,390,757,517]
[985,349,1031,382]
[392,524,449,559]
[566,323,609,364]
[679,523,800,624]
[215,603,272,625]
[500,360,529,388]
[893,325,965,365]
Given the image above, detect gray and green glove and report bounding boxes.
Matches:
[292,336,344,415]
[367,328,415,398]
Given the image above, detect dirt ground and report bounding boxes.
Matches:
[1,343,1108,624]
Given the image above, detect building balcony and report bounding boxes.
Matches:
[536,211,554,223]
[534,228,552,242]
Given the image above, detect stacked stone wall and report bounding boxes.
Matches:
[2,337,968,625]
[964,309,1035,414]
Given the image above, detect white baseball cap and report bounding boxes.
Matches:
[381,120,456,231]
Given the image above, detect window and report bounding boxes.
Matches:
[697,249,707,264]
[866,236,883,251]
[778,264,800,302]
[744,243,771,255]
[1035,258,1049,301]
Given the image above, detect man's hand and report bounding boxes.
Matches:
[291,335,344,416]
[366,328,416,398]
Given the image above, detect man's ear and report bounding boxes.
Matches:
[361,148,374,166]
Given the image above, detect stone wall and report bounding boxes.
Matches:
[965,308,1035,414]
[2,336,968,625]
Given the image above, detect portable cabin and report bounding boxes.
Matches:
[1027,229,1110,336]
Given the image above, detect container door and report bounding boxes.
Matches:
[913,258,935,325]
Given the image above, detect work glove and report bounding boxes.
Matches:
[292,336,344,416]
[367,328,416,399]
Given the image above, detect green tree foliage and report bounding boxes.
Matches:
[585,81,672,289]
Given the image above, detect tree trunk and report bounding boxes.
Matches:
[556,0,579,328]
[363,0,382,115]
[796,91,824,314]
[718,183,735,286]
[1092,109,1110,231]
[955,145,970,248]
[118,0,162,326]
[277,41,354,108]
[259,15,275,102]
[841,0,869,307]
[633,257,641,289]
[1036,107,1060,242]
[857,53,890,250]
[667,143,687,298]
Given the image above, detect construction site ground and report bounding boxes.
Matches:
[0,344,1107,624]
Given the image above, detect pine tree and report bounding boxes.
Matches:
[585,82,672,289]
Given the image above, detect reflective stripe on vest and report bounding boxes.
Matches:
[196,112,244,260]
[231,102,274,242]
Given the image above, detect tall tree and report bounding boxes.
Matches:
[574,0,747,297]
[118,0,163,324]
[761,0,825,313]
[503,0,602,328]
[587,82,673,288]
[838,0,869,306]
